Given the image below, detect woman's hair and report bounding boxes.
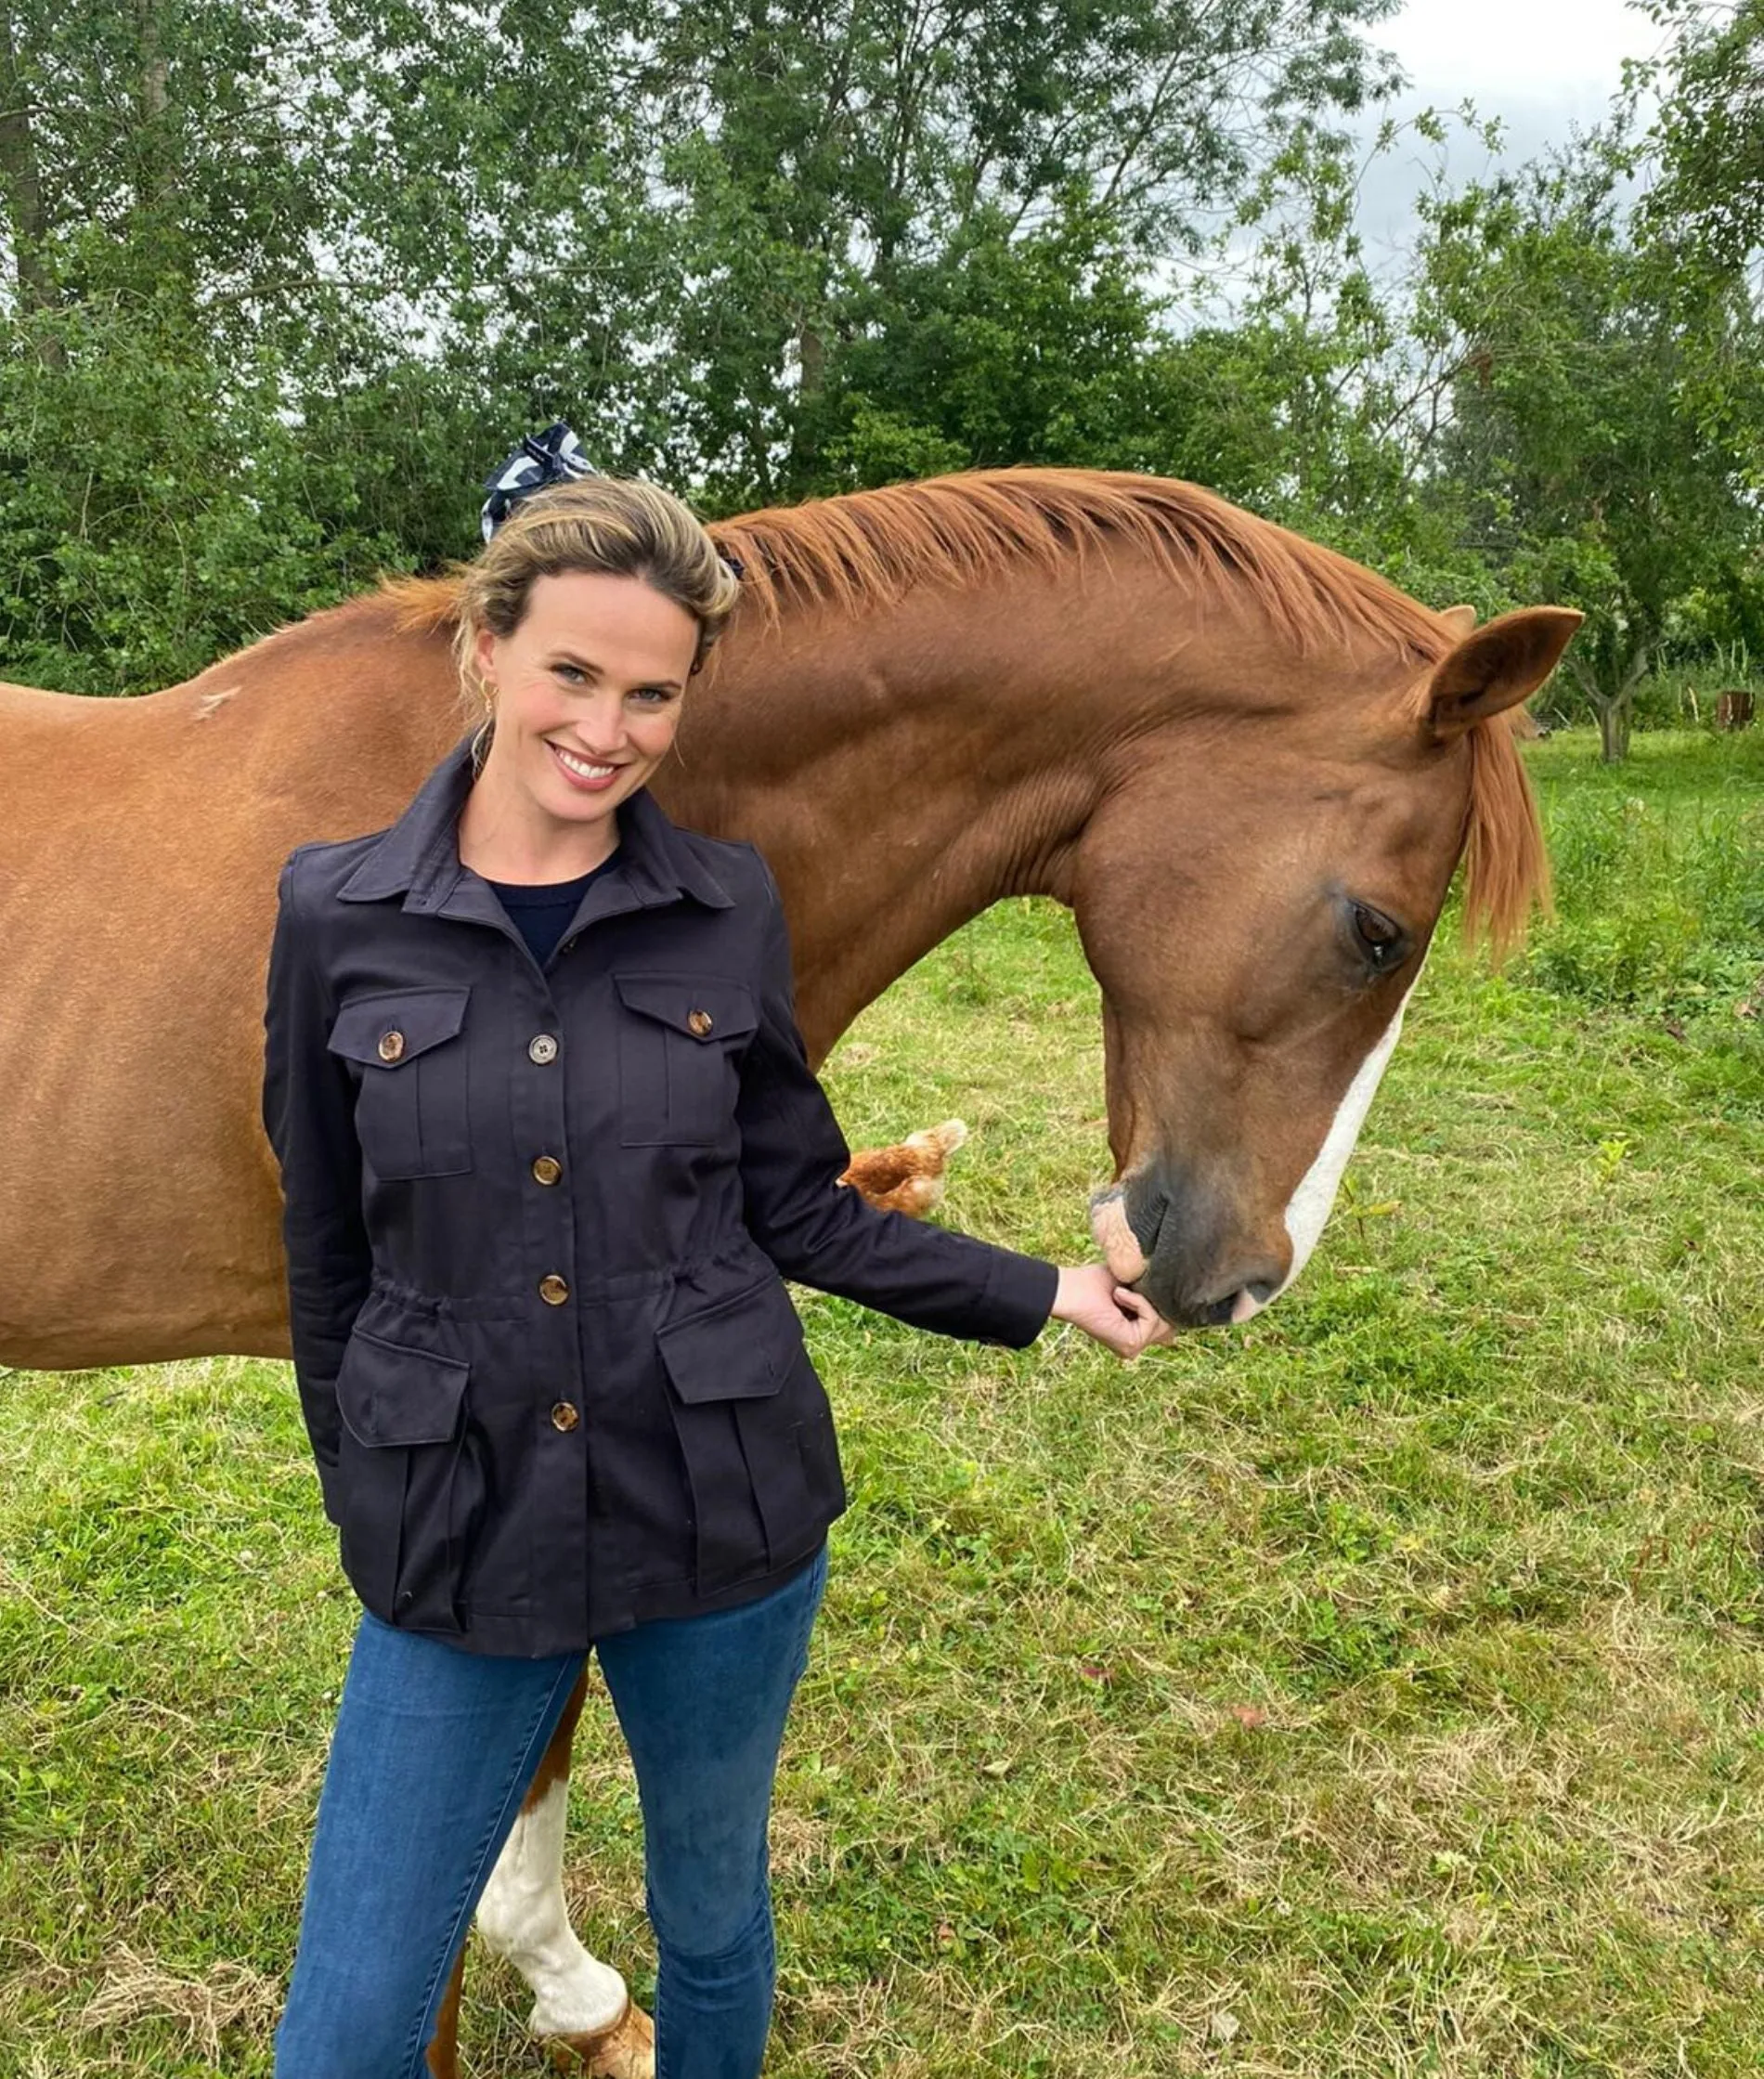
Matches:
[447,474,743,772]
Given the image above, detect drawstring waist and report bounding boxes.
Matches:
[366,1243,764,1320]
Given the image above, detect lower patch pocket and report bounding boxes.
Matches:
[333,1328,479,1630]
[656,1274,815,1588]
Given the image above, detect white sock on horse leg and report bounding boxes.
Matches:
[475,1775,629,2037]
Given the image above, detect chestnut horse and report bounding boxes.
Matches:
[0,469,1577,2073]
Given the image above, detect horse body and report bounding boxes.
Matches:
[0,469,1577,2073]
[0,513,1125,1368]
[0,631,456,1368]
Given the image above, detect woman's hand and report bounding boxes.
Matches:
[1047,1263,1175,1360]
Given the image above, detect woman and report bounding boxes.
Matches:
[261,425,1168,2078]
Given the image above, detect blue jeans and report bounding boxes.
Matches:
[274,1542,828,2079]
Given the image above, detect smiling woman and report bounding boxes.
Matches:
[260,442,1160,2079]
[460,567,696,877]
[446,471,743,884]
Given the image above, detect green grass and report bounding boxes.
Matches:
[3,728,1761,2076]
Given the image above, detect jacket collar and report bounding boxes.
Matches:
[335,732,735,914]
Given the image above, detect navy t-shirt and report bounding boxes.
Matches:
[484,846,622,968]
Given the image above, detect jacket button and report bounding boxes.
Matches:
[528,1033,559,1064]
[538,1273,570,1305]
[688,1008,713,1037]
[377,1029,406,1061]
[550,1400,579,1432]
[531,1155,563,1186]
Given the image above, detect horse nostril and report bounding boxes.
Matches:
[1126,1184,1168,1264]
[1198,1273,1282,1328]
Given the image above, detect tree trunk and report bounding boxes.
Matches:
[135,0,179,227]
[0,12,63,370]
[785,315,827,487]
[1575,639,1652,765]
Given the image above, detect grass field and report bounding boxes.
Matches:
[2,727,1760,2077]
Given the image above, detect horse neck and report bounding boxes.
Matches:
[656,583,1141,1060]
[658,573,1426,1060]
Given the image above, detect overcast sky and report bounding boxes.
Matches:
[1354,0,1670,260]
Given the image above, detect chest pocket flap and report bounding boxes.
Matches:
[612,973,759,1043]
[327,986,471,1069]
[613,973,759,1147]
[324,987,473,1178]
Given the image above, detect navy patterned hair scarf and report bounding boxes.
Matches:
[479,419,745,581]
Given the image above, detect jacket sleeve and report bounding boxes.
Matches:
[733,854,1059,1347]
[260,854,371,1523]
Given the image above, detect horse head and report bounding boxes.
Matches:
[1079,603,1581,1328]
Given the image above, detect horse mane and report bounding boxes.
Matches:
[1461,711,1553,960]
[368,465,1547,956]
[717,466,1447,661]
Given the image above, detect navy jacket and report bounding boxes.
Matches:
[261,732,1060,1654]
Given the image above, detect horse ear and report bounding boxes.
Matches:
[1425,606,1583,738]
[1437,604,1478,639]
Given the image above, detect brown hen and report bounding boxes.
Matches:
[837,1119,969,1216]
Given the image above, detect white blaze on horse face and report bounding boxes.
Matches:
[474,1775,629,2038]
[1242,972,1420,1321]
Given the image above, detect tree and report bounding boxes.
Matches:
[1413,137,1764,760]
[0,2,425,689]
[0,0,1420,692]
[1637,0,1764,298]
[561,0,1414,497]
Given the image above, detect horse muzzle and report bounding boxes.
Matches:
[1089,1167,1289,1331]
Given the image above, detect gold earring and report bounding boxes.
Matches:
[473,674,496,716]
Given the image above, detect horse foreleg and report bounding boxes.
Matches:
[473,1666,655,2076]
[423,1945,466,2079]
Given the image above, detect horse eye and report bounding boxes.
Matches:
[1350,903,1406,969]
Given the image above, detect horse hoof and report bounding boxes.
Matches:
[543,1998,655,2078]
